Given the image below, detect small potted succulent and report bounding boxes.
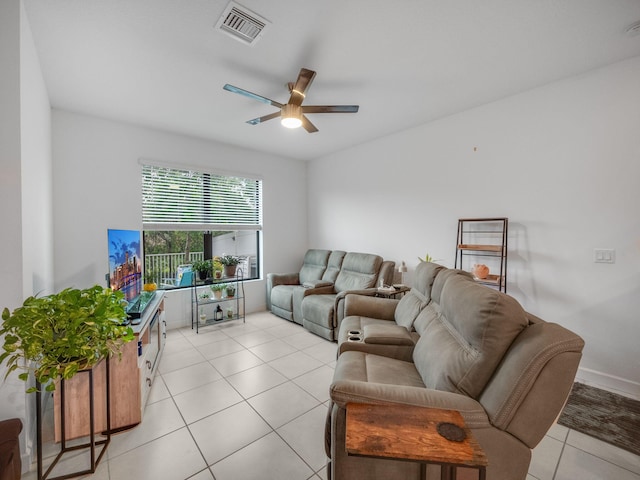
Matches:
[225,283,236,298]
[220,255,240,277]
[0,285,135,392]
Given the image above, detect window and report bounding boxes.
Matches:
[141,163,262,286]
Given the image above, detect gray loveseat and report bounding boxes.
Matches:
[326,262,585,480]
[267,249,395,340]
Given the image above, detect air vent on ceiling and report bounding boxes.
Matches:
[215,1,270,46]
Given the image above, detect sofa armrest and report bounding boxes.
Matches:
[330,380,489,428]
[363,324,414,345]
[266,272,300,309]
[302,284,336,296]
[334,288,385,328]
[267,272,300,288]
[302,280,334,288]
[0,418,22,480]
[343,294,399,320]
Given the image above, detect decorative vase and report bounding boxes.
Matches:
[473,264,490,279]
[214,270,222,279]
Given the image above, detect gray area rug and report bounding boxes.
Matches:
[557,382,640,457]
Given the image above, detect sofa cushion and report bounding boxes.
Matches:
[413,275,529,399]
[334,253,382,293]
[270,284,296,311]
[413,261,446,299]
[394,289,428,330]
[322,250,346,283]
[302,293,338,328]
[299,249,331,285]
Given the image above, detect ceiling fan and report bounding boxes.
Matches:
[223,68,359,133]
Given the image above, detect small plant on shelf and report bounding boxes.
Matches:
[210,283,225,299]
[212,258,224,279]
[143,270,157,291]
[192,260,212,281]
[220,255,240,277]
[225,283,236,298]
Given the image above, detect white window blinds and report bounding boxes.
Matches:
[142,164,262,231]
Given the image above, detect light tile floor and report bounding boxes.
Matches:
[24,311,640,480]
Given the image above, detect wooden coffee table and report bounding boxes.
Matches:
[345,403,487,480]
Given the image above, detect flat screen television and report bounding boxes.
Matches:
[107,228,142,303]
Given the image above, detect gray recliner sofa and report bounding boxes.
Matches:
[326,262,585,480]
[267,250,395,340]
[267,249,335,323]
[301,252,395,341]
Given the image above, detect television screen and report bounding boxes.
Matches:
[108,229,142,302]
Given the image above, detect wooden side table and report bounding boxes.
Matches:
[345,403,487,480]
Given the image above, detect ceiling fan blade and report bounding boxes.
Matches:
[223,84,283,108]
[246,111,281,125]
[288,68,316,106]
[301,115,319,133]
[302,105,359,114]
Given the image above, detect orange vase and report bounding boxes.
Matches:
[473,264,489,279]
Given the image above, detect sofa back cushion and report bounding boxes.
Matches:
[299,249,331,285]
[393,262,444,330]
[322,250,346,283]
[413,268,474,336]
[394,290,429,330]
[334,252,382,293]
[413,274,529,399]
[413,262,446,299]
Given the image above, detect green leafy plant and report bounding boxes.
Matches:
[209,283,226,292]
[417,253,441,263]
[192,259,212,275]
[0,285,135,393]
[219,255,240,266]
[212,260,223,272]
[225,284,236,297]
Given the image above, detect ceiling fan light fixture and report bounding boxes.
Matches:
[281,104,303,129]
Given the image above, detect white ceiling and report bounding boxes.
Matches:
[23,0,640,161]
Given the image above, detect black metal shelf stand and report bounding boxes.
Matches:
[36,358,111,480]
[191,268,245,333]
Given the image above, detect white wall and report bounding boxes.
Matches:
[308,56,640,398]
[52,110,308,327]
[0,0,53,469]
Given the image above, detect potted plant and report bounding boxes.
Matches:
[212,258,224,279]
[220,255,240,277]
[0,285,135,393]
[192,259,212,281]
[225,283,236,298]
[210,283,225,300]
[143,270,157,291]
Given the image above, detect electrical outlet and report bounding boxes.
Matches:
[594,248,615,264]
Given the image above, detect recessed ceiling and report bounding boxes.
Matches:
[23,0,640,161]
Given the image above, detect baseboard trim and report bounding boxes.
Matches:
[576,367,640,401]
